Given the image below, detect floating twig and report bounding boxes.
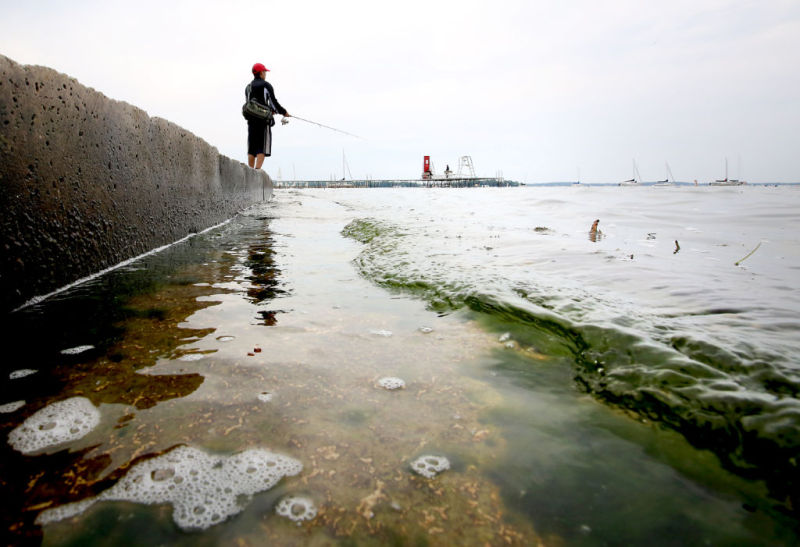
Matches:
[674,240,680,254]
[735,242,762,266]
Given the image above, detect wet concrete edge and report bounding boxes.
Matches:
[0,54,272,311]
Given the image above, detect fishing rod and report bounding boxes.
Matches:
[281,115,363,140]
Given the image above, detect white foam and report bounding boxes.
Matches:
[498,332,512,343]
[9,369,37,379]
[36,445,302,530]
[419,326,434,334]
[377,377,406,390]
[178,354,205,362]
[410,455,450,478]
[0,400,25,413]
[60,345,95,355]
[8,397,101,454]
[216,336,235,342]
[275,496,317,522]
[257,391,273,402]
[369,329,393,337]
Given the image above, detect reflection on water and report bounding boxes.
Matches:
[242,222,289,327]
[1,189,799,546]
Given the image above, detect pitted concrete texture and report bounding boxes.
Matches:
[0,54,272,311]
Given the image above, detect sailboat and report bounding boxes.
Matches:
[709,157,746,186]
[653,162,675,186]
[619,159,641,186]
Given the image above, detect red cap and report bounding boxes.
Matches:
[252,63,269,74]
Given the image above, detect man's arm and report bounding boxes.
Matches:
[265,81,288,116]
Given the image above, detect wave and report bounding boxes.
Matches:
[342,217,800,517]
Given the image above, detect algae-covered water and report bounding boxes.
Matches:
[1,186,799,545]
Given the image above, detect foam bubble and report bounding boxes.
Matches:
[498,333,511,343]
[216,336,235,342]
[419,326,434,334]
[377,377,406,390]
[257,391,273,402]
[8,397,101,454]
[0,400,25,413]
[410,455,450,478]
[369,329,393,337]
[60,345,95,355]
[9,369,37,379]
[275,496,317,522]
[178,354,205,362]
[36,446,303,530]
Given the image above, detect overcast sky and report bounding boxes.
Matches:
[2,0,799,183]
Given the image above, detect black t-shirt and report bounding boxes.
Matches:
[246,78,287,116]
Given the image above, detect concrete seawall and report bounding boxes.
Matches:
[0,54,272,312]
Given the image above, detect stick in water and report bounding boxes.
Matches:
[735,242,761,266]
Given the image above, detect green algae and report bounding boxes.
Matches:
[6,193,800,546]
[342,213,800,525]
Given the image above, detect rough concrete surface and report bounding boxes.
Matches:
[0,54,272,312]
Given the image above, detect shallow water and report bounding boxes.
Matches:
[1,187,799,545]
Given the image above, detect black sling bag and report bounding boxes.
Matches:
[242,84,274,125]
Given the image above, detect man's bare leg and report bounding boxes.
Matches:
[255,153,266,169]
[248,154,256,168]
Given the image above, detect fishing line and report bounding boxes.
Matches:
[282,115,363,140]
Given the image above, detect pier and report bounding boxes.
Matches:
[275,155,515,189]
[274,177,512,189]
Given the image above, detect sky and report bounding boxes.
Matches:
[1,0,799,183]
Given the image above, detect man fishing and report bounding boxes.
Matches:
[245,62,289,170]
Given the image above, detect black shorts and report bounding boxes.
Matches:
[247,119,272,156]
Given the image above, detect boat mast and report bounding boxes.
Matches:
[737,154,742,182]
